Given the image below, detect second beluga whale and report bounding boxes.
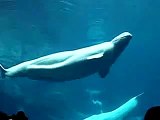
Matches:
[84,93,143,120]
[0,32,132,82]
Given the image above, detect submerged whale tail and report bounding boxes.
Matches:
[0,64,6,79]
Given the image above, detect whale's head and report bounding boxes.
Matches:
[111,32,132,50]
[110,32,132,62]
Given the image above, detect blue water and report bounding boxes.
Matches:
[0,0,160,120]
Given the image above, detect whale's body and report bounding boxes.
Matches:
[0,32,132,82]
[84,93,143,120]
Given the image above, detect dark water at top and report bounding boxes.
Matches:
[0,0,160,120]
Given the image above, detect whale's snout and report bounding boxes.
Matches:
[111,32,132,45]
[120,32,132,40]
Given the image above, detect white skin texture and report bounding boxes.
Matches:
[84,93,143,120]
[0,32,132,82]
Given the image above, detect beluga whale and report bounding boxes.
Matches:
[84,93,143,120]
[0,32,132,82]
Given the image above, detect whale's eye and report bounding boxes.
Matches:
[120,36,126,40]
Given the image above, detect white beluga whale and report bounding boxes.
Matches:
[84,93,143,120]
[0,32,132,82]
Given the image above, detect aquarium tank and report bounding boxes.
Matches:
[0,0,160,120]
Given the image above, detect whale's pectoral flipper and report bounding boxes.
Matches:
[0,64,6,79]
[98,66,110,78]
[87,53,103,60]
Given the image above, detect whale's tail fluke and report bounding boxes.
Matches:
[0,64,6,79]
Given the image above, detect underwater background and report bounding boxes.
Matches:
[0,0,160,120]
